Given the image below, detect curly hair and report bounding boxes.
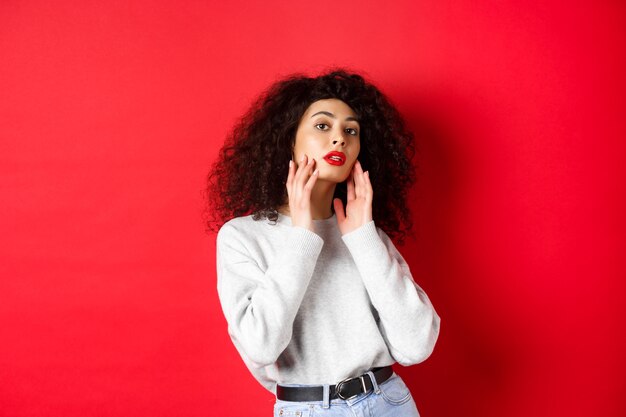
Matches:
[204,68,417,243]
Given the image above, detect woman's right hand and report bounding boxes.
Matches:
[285,154,319,232]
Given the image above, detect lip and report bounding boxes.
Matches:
[323,151,346,166]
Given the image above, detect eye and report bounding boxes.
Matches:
[315,123,329,131]
[345,127,358,136]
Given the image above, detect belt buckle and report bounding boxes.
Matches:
[336,374,370,400]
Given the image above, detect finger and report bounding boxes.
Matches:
[354,160,365,197]
[286,159,295,193]
[363,171,373,200]
[292,155,308,197]
[295,155,315,191]
[346,169,356,201]
[293,154,307,186]
[302,167,319,198]
[333,198,346,223]
[290,156,307,199]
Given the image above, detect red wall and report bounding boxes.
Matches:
[1,1,624,416]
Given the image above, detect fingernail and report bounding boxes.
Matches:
[289,160,293,167]
[313,169,319,175]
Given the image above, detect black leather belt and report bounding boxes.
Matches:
[276,366,393,402]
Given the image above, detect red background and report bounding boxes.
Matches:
[1,1,625,416]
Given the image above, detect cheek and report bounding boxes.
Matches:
[292,145,315,166]
[296,135,325,156]
[352,142,361,161]
[291,133,307,160]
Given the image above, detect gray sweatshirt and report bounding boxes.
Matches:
[216,212,441,393]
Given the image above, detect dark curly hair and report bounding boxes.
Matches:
[204,68,416,243]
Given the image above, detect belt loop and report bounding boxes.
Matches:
[323,384,330,409]
[366,370,381,395]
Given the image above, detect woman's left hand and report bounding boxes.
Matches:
[334,160,374,235]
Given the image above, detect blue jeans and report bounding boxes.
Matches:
[273,372,420,417]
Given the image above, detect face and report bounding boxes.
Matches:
[292,98,361,184]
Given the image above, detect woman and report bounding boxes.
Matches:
[205,69,441,416]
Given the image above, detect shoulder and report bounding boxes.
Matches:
[216,214,284,246]
[217,215,254,240]
[218,214,254,232]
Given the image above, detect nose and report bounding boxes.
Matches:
[331,127,347,147]
[331,133,346,147]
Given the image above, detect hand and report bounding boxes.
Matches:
[285,154,319,232]
[333,160,373,235]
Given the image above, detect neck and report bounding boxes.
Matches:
[279,179,337,220]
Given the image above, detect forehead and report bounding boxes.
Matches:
[303,98,357,118]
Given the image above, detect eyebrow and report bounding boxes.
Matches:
[310,111,359,123]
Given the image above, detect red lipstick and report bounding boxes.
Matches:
[323,151,346,166]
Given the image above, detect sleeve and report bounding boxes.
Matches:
[215,222,324,368]
[341,221,441,366]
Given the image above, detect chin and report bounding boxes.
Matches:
[319,172,348,184]
[318,165,352,183]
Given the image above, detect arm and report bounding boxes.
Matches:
[216,222,323,367]
[342,221,441,365]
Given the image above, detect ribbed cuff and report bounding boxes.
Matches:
[285,226,324,258]
[341,220,384,256]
